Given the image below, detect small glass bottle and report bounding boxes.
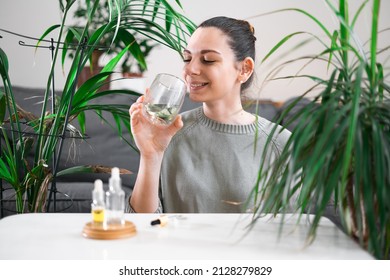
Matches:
[91,179,105,226]
[106,167,125,226]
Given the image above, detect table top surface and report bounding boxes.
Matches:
[0,213,373,260]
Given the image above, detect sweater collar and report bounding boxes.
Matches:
[196,107,260,134]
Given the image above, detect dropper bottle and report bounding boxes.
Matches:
[91,179,105,226]
[106,167,125,226]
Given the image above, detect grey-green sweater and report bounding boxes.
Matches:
[159,107,291,213]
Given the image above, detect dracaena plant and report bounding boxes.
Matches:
[0,0,195,214]
[252,0,390,259]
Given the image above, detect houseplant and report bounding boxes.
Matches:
[0,0,195,214]
[251,0,389,259]
[71,0,158,83]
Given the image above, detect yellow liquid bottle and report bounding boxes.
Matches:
[92,207,105,224]
[92,179,106,226]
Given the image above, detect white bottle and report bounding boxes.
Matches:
[106,167,125,226]
[91,179,105,226]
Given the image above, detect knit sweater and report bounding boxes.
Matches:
[159,107,291,213]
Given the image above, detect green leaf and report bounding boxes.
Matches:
[63,0,77,11]
[113,113,122,136]
[377,63,384,100]
[88,21,115,50]
[351,0,369,28]
[56,165,96,177]
[152,0,162,21]
[0,90,5,123]
[173,0,183,9]
[261,32,306,63]
[72,71,114,107]
[77,111,86,135]
[61,26,83,67]
[142,0,151,16]
[165,8,173,33]
[0,48,9,77]
[328,31,339,70]
[117,28,147,70]
[101,43,131,73]
[35,24,61,52]
[0,158,13,184]
[89,89,141,100]
[370,0,380,87]
[340,64,363,190]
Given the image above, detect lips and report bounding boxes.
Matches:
[189,82,209,90]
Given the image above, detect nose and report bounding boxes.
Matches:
[183,59,201,77]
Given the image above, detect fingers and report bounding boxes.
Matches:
[129,96,145,129]
[129,102,142,117]
[167,115,183,135]
[130,106,140,123]
[138,95,145,103]
[174,115,184,129]
[129,95,144,116]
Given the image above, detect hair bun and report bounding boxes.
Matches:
[244,21,256,41]
[249,23,255,35]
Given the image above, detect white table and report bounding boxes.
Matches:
[0,213,373,260]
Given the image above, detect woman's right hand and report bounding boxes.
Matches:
[129,94,183,158]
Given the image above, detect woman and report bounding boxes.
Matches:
[128,16,291,213]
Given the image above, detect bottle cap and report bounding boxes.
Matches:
[109,167,122,190]
[111,167,120,178]
[93,179,104,201]
[150,215,168,227]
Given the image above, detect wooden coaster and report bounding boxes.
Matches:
[82,220,137,240]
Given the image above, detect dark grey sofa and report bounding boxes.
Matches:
[0,86,284,217]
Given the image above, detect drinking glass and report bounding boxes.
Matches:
[143,73,187,126]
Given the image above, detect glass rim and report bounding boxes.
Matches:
[155,73,186,85]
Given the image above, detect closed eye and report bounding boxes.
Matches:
[203,59,215,64]
[182,57,216,64]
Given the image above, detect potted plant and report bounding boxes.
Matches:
[70,0,158,86]
[251,0,389,259]
[0,0,195,214]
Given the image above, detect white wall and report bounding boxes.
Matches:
[1,0,389,101]
[0,1,66,90]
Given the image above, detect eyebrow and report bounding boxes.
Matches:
[183,49,222,55]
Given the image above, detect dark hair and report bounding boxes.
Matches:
[198,16,256,91]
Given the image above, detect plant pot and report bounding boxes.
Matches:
[122,72,143,78]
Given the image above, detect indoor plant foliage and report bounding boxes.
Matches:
[70,0,158,75]
[0,0,195,214]
[253,0,389,259]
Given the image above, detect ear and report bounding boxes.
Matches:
[237,57,254,84]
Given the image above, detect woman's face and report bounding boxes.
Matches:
[182,27,242,103]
